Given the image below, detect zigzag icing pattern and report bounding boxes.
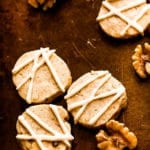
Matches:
[12,48,65,104]
[65,71,125,125]
[16,105,74,149]
[96,0,150,36]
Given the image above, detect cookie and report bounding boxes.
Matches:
[12,48,72,104]
[65,70,127,128]
[16,104,74,150]
[96,0,150,39]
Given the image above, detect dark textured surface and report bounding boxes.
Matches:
[0,0,150,150]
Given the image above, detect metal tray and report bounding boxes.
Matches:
[0,0,150,149]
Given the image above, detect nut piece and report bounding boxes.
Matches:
[145,62,150,75]
[96,120,138,150]
[28,0,56,11]
[132,43,150,78]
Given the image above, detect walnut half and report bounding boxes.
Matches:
[96,120,138,150]
[28,0,56,11]
[132,43,150,78]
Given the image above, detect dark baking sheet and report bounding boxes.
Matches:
[0,0,150,150]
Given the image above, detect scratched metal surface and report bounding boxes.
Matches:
[0,0,150,150]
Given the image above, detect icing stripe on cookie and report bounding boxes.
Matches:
[16,105,73,149]
[17,115,45,150]
[16,134,73,141]
[13,48,65,103]
[97,0,149,35]
[26,108,73,147]
[41,48,65,92]
[121,4,150,36]
[26,53,39,103]
[50,104,74,147]
[66,70,126,125]
[68,73,111,111]
[16,49,55,90]
[96,0,146,21]
[73,73,111,123]
[12,48,50,74]
[89,86,125,125]
[65,70,109,99]
[68,86,119,111]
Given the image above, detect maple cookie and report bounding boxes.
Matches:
[12,48,72,104]
[65,70,127,128]
[16,104,74,150]
[96,0,150,39]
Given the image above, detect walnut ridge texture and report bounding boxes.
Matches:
[96,120,138,150]
[132,42,150,78]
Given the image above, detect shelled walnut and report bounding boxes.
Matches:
[28,0,56,11]
[96,120,137,150]
[132,43,150,78]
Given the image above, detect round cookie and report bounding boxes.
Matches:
[96,0,150,39]
[12,48,72,104]
[16,104,74,150]
[65,70,127,128]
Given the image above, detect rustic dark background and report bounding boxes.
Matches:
[0,0,150,150]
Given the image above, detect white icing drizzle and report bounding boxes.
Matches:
[89,86,125,125]
[66,71,125,125]
[68,85,118,111]
[16,105,74,149]
[26,53,39,103]
[41,48,65,92]
[16,49,54,90]
[97,0,145,21]
[13,48,65,104]
[17,116,45,150]
[49,104,73,147]
[12,48,49,74]
[121,3,150,36]
[96,0,149,35]
[49,105,70,134]
[65,70,109,99]
[16,134,73,141]
[73,73,111,123]
[26,108,73,147]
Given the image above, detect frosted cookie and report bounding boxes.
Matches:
[28,0,56,11]
[16,104,74,150]
[12,48,72,104]
[65,70,127,128]
[96,0,150,39]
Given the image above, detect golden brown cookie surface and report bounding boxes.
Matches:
[65,70,127,128]
[12,48,72,104]
[16,104,74,150]
[96,0,150,39]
